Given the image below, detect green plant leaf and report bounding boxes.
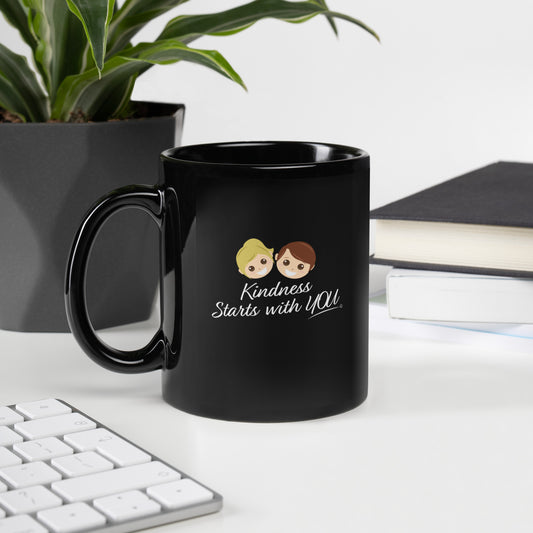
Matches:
[65,0,115,77]
[310,0,337,36]
[52,39,245,121]
[23,0,87,102]
[0,0,37,50]
[0,43,48,121]
[328,11,380,42]
[108,74,138,118]
[158,0,379,44]
[107,0,189,57]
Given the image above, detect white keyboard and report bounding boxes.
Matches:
[0,400,222,533]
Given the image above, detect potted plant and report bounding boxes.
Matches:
[0,0,378,332]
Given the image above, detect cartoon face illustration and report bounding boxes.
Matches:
[243,253,274,279]
[236,238,274,279]
[275,241,316,279]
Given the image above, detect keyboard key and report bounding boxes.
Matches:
[65,429,150,467]
[0,481,6,493]
[13,438,73,462]
[37,502,106,533]
[0,462,62,489]
[0,508,4,519]
[98,440,150,467]
[0,428,22,447]
[15,400,71,420]
[51,461,181,503]
[64,428,115,452]
[93,490,161,522]
[0,485,62,514]
[0,514,47,533]
[51,452,113,478]
[14,414,96,440]
[0,448,22,468]
[147,479,214,510]
[0,408,23,427]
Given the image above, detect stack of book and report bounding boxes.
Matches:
[370,161,533,327]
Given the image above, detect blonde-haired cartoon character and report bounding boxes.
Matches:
[236,238,274,279]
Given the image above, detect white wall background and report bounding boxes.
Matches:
[2,0,533,289]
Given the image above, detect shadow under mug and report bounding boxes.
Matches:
[65,141,369,422]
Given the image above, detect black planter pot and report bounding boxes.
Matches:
[0,101,184,332]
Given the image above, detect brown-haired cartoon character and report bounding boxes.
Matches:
[275,241,316,279]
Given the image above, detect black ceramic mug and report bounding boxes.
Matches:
[65,141,369,422]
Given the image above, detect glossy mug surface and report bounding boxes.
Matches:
[65,141,369,422]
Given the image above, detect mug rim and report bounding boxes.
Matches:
[161,140,368,169]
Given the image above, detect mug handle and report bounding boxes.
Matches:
[65,185,167,374]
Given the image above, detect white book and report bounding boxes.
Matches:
[386,268,533,323]
[369,300,533,354]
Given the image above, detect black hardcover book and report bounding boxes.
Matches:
[370,161,533,277]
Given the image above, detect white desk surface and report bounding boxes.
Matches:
[1,313,533,533]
